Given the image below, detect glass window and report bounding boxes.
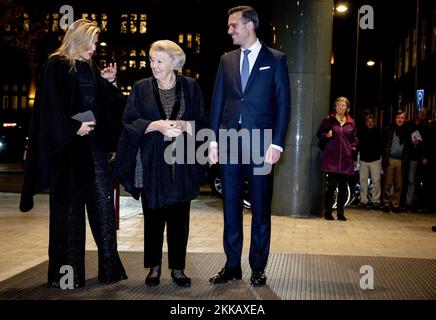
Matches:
[178,33,184,44]
[140,14,147,33]
[52,13,59,32]
[139,61,146,68]
[101,14,108,32]
[121,14,128,34]
[187,33,192,48]
[23,13,29,31]
[82,13,89,19]
[195,33,200,54]
[2,96,9,109]
[130,14,137,33]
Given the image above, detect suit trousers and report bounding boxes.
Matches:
[141,198,190,270]
[220,135,273,271]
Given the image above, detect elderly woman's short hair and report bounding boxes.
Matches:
[150,40,186,71]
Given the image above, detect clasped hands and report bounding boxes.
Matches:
[149,119,188,137]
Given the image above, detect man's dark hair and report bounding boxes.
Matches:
[228,6,259,30]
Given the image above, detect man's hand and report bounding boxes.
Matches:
[208,146,219,164]
[264,146,281,164]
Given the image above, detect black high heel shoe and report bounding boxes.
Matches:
[171,270,191,287]
[145,266,161,287]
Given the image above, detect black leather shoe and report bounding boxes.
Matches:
[171,270,191,287]
[145,267,161,287]
[250,270,267,286]
[324,213,335,220]
[209,267,242,284]
[337,215,347,221]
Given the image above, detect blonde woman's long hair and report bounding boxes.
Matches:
[50,19,100,70]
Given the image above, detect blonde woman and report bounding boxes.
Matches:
[20,19,127,288]
[317,97,358,221]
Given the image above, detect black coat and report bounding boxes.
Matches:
[113,76,208,209]
[20,55,125,212]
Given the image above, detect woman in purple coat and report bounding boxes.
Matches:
[317,97,358,221]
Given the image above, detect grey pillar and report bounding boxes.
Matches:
[272,0,333,217]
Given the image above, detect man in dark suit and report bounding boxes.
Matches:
[208,6,291,286]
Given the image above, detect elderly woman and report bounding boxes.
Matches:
[114,40,208,287]
[20,19,127,288]
[317,96,358,221]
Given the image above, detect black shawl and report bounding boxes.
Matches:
[20,55,125,212]
[113,76,209,209]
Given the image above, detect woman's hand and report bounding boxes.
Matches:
[101,62,117,82]
[147,120,182,137]
[77,121,96,136]
[173,120,188,132]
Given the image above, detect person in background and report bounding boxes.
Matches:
[402,108,428,211]
[382,109,410,213]
[113,40,208,288]
[357,115,383,209]
[20,19,127,288]
[317,96,358,221]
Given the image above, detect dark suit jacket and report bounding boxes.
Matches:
[210,44,291,149]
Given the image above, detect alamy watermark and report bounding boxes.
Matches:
[359,5,374,30]
[163,123,274,176]
[359,265,374,290]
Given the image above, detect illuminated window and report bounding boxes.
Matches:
[195,33,200,54]
[130,49,136,57]
[139,49,146,57]
[121,14,128,34]
[187,33,192,48]
[91,13,98,22]
[43,14,50,32]
[129,60,136,68]
[119,61,127,71]
[2,96,9,109]
[178,33,184,44]
[194,73,200,80]
[21,97,27,109]
[12,96,18,110]
[139,61,146,68]
[82,13,89,19]
[52,13,59,32]
[130,14,137,33]
[185,69,191,77]
[140,14,147,33]
[101,14,108,32]
[23,13,30,32]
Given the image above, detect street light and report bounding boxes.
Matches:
[335,3,361,116]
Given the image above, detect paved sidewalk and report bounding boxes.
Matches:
[1,192,436,282]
